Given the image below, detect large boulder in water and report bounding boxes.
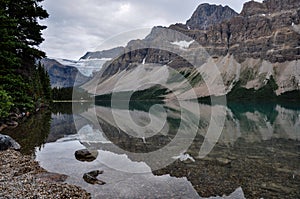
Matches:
[75,149,98,162]
[0,134,21,151]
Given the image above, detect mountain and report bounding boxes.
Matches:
[53,47,125,77]
[186,3,238,30]
[42,47,126,88]
[80,46,125,60]
[82,0,300,100]
[41,58,91,88]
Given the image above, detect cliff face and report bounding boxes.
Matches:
[82,0,300,99]
[172,0,300,63]
[41,58,91,88]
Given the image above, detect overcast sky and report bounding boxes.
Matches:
[39,0,262,60]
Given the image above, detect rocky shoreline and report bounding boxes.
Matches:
[0,149,91,198]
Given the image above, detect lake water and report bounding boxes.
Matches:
[4,101,300,198]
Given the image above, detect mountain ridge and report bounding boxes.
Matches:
[41,58,91,88]
[82,0,300,100]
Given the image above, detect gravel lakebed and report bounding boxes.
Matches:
[0,149,91,198]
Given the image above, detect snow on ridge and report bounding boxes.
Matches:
[171,40,193,49]
[79,57,112,61]
[54,58,78,66]
[51,57,111,77]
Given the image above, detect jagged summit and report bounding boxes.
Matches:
[186,3,238,30]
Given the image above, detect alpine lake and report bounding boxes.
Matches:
[3,100,300,198]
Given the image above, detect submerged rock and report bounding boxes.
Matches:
[0,134,21,151]
[75,149,98,162]
[83,170,105,185]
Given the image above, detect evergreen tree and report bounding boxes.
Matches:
[0,0,49,113]
[38,61,52,101]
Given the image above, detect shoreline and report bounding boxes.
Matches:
[0,149,91,198]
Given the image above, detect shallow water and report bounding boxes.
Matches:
[4,101,300,198]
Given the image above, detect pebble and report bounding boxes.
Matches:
[0,150,91,198]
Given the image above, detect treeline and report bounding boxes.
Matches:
[52,87,92,101]
[0,0,50,118]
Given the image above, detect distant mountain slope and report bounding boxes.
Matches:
[48,47,126,77]
[80,46,125,60]
[41,58,91,88]
[82,0,300,100]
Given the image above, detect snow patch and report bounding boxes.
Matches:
[54,57,112,77]
[172,153,195,162]
[171,40,193,50]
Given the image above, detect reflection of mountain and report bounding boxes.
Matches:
[36,139,247,199]
[46,114,77,143]
[78,103,194,169]
[46,102,94,142]
[79,102,300,148]
[74,102,300,198]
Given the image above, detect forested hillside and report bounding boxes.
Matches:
[0,0,51,118]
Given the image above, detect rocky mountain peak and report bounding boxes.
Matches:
[186,3,238,30]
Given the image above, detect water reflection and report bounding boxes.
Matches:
[79,101,300,150]
[26,101,300,198]
[2,109,51,154]
[47,102,93,142]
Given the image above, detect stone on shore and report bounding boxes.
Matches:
[0,134,21,151]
